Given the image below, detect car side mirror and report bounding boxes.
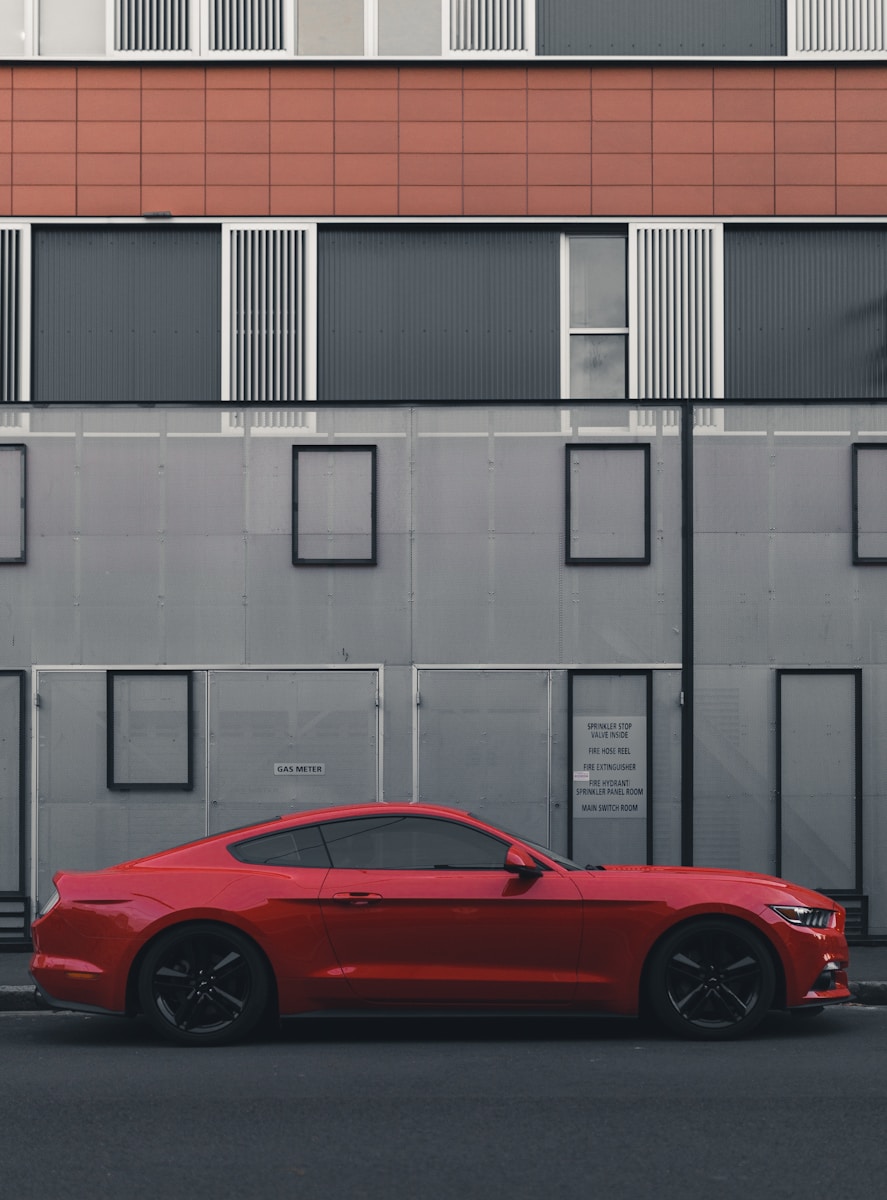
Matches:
[504,845,543,879]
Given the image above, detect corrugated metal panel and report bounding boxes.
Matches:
[0,229,19,405]
[538,0,785,55]
[318,229,560,402]
[634,225,722,401]
[33,228,221,405]
[228,227,309,403]
[725,228,887,399]
[450,0,527,51]
[116,0,191,51]
[209,0,285,51]
[793,0,887,52]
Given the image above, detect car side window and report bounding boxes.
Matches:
[319,815,508,870]
[230,825,332,868]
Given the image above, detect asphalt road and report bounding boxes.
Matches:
[2,1006,885,1200]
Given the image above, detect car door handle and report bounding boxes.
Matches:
[331,892,382,905]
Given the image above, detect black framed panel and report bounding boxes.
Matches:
[568,669,653,865]
[107,671,194,791]
[852,443,887,564]
[776,669,862,895]
[0,444,26,564]
[292,445,378,566]
[565,443,651,565]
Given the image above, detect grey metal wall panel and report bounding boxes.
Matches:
[33,228,221,405]
[726,228,887,400]
[318,229,560,402]
[538,0,785,55]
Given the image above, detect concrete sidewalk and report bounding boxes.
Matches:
[3,946,887,1012]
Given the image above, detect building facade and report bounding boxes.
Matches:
[3,1,887,943]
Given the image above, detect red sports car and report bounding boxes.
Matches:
[30,803,851,1046]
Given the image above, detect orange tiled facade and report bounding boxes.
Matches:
[4,61,887,219]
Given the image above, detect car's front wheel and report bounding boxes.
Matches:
[646,918,776,1040]
[137,923,270,1047]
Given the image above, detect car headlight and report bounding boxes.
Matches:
[770,905,835,928]
[37,887,60,919]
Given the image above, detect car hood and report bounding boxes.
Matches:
[595,863,836,906]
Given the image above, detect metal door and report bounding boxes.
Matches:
[207,669,379,833]
[416,669,551,843]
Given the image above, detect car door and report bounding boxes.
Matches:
[316,814,583,1004]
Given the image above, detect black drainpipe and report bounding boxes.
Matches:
[680,401,694,866]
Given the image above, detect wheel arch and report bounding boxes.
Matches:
[124,917,280,1022]
[637,912,788,1018]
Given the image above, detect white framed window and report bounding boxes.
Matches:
[562,233,629,402]
[222,224,317,405]
[0,227,31,408]
[788,0,887,55]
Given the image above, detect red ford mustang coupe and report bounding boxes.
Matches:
[30,803,850,1046]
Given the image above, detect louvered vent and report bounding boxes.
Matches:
[792,0,887,51]
[450,0,527,50]
[633,225,723,402]
[208,0,285,51]
[1,229,20,406]
[116,0,191,51]
[228,228,311,404]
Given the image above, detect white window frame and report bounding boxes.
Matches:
[560,233,630,403]
[221,222,317,405]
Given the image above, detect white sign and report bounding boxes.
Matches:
[274,763,325,776]
[572,716,646,818]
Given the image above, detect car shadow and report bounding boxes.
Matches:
[28,1004,857,1049]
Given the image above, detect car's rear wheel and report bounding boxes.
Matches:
[647,918,776,1041]
[137,923,269,1047]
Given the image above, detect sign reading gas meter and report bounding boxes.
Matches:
[572,717,646,818]
[274,763,326,776]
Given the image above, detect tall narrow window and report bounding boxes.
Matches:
[566,236,628,400]
[0,445,26,565]
[107,671,194,791]
[293,445,377,566]
[565,443,650,565]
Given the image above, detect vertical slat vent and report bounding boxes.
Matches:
[116,0,191,51]
[635,226,720,402]
[209,0,285,51]
[794,0,887,51]
[229,228,309,404]
[450,0,526,50]
[0,229,20,406]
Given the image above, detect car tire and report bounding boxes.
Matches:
[646,918,776,1041]
[137,923,270,1047]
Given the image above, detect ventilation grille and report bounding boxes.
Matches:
[1,229,20,406]
[450,0,527,50]
[228,228,310,404]
[116,0,191,51]
[793,0,887,51]
[634,225,721,401]
[208,0,286,51]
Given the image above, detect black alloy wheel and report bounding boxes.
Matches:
[137,923,270,1046]
[647,918,776,1040]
